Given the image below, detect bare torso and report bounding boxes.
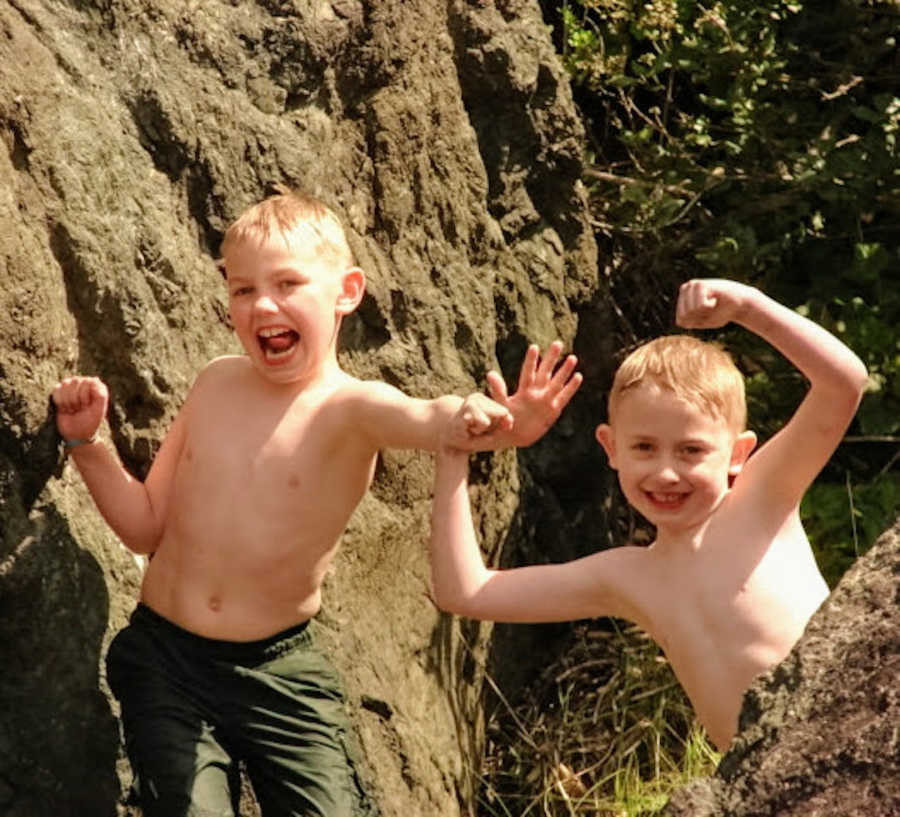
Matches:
[617,495,828,750]
[141,357,377,640]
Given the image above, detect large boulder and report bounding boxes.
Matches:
[0,1,605,815]
[664,517,900,817]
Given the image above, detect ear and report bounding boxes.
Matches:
[335,267,365,315]
[594,423,617,469]
[728,430,757,477]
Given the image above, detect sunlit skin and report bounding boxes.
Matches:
[52,222,581,642]
[224,235,358,388]
[431,278,868,750]
[597,382,755,540]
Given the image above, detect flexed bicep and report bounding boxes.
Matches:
[716,286,867,515]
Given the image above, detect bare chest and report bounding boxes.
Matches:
[643,523,825,684]
[169,394,374,548]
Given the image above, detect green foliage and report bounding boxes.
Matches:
[558,0,899,573]
[563,0,899,259]
[477,624,720,817]
[802,472,900,586]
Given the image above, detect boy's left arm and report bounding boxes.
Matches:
[678,278,869,512]
[346,342,581,453]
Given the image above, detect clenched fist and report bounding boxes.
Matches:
[676,279,754,330]
[52,376,108,443]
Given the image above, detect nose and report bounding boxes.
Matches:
[253,293,279,314]
[650,462,680,485]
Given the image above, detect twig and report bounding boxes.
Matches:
[583,168,693,196]
[821,75,864,101]
[843,435,900,444]
[878,448,900,480]
[846,471,859,558]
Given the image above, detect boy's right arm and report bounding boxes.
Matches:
[53,376,185,554]
[430,446,645,624]
[678,279,869,513]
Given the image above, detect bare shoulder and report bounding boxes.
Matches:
[165,357,250,427]
[329,375,406,404]
[580,544,655,590]
[704,480,809,571]
[197,354,249,380]
[578,544,659,625]
[187,355,251,395]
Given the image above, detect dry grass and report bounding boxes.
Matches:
[476,621,720,817]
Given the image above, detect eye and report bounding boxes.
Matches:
[231,285,253,297]
[681,444,705,456]
[632,441,654,452]
[279,279,300,291]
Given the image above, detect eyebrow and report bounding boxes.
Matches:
[227,266,309,282]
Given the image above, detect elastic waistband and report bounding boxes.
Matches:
[131,603,312,664]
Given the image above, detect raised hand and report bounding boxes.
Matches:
[676,278,753,330]
[52,376,109,443]
[487,341,582,447]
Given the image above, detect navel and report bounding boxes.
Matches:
[287,474,300,488]
[208,595,222,612]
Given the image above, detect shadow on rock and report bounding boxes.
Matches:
[1,453,122,816]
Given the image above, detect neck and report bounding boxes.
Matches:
[250,355,345,397]
[651,518,710,553]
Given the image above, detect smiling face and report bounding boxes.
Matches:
[224,232,363,387]
[596,380,756,536]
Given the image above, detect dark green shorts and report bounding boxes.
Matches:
[106,604,376,817]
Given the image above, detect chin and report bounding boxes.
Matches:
[251,357,308,385]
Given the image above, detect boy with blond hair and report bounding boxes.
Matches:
[52,189,579,817]
[431,278,868,751]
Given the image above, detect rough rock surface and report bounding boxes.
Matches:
[664,517,900,817]
[0,1,612,815]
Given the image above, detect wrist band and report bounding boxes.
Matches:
[63,433,100,450]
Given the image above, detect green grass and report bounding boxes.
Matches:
[476,622,720,817]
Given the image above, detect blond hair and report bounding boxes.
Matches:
[609,335,747,433]
[220,188,355,272]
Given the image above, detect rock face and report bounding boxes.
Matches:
[0,1,605,815]
[664,517,900,817]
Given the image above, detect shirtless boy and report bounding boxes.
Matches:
[51,190,578,817]
[431,278,868,751]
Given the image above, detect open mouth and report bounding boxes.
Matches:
[258,327,299,362]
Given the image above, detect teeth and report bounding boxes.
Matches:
[259,327,290,337]
[651,492,683,503]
